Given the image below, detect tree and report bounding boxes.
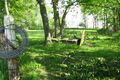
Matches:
[52,0,61,39]
[52,0,104,38]
[79,0,120,31]
[93,15,98,29]
[52,0,74,39]
[9,0,41,29]
[0,0,52,43]
[0,0,45,30]
[37,0,52,43]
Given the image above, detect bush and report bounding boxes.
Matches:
[97,27,114,35]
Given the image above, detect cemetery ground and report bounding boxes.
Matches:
[0,28,120,80]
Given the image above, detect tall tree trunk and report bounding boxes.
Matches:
[60,23,64,39]
[102,20,104,28]
[116,10,119,29]
[117,1,120,29]
[93,16,97,29]
[103,8,106,29]
[95,18,97,29]
[113,8,116,31]
[118,10,120,29]
[113,17,116,27]
[83,15,87,28]
[60,6,71,39]
[113,9,118,32]
[52,0,61,39]
[37,0,51,43]
[52,0,73,39]
[103,15,106,29]
[106,14,108,28]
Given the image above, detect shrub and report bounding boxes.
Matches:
[97,27,114,35]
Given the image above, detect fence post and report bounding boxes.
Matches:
[4,15,20,80]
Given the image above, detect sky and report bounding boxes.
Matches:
[45,0,102,28]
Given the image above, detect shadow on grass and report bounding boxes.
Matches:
[19,37,120,80]
[55,50,120,80]
[0,59,8,80]
[0,29,117,80]
[0,37,120,80]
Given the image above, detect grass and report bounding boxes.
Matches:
[0,28,120,80]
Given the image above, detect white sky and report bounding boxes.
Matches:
[45,0,102,28]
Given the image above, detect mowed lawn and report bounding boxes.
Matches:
[0,29,120,80]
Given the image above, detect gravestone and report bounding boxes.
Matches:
[80,30,85,46]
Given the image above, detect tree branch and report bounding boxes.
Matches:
[61,1,75,25]
[76,0,120,10]
[5,0,9,15]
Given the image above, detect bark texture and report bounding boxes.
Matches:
[52,0,61,39]
[52,0,73,39]
[37,0,51,43]
[60,6,71,38]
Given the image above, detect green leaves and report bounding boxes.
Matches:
[79,0,120,29]
[0,0,43,28]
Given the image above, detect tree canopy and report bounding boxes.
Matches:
[79,0,120,29]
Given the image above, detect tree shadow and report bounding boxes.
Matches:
[19,38,120,80]
[17,30,120,80]
[59,50,120,80]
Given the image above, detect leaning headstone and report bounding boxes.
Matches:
[80,30,86,46]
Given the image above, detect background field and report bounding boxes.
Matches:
[0,28,120,80]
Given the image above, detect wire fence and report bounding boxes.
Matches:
[0,25,29,59]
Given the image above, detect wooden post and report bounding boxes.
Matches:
[4,15,20,80]
[80,30,85,46]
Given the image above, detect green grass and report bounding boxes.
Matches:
[0,28,120,80]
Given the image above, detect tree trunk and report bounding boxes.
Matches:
[104,15,106,29]
[37,0,51,43]
[4,15,20,80]
[94,16,97,29]
[113,17,116,27]
[60,25,64,39]
[93,15,97,29]
[52,0,73,39]
[113,8,116,31]
[83,15,87,28]
[93,22,94,28]
[117,1,120,29]
[106,14,108,28]
[60,6,71,39]
[103,8,106,29]
[52,0,61,39]
[113,9,118,32]
[118,10,120,29]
